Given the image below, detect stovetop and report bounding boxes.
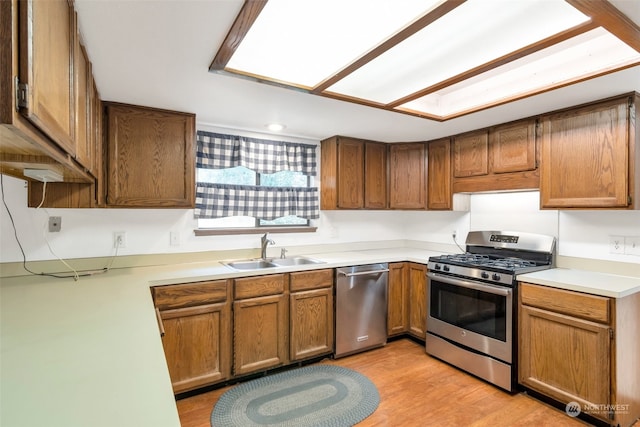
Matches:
[430,253,541,271]
[427,231,556,286]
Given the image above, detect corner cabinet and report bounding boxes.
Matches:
[519,282,640,426]
[152,280,232,394]
[386,262,427,339]
[233,274,289,376]
[540,94,639,209]
[104,103,195,207]
[289,269,334,361]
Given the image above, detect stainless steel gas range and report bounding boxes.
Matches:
[426,230,556,392]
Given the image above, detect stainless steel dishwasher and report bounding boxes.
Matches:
[335,263,389,358]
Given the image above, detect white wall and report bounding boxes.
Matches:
[2,177,639,265]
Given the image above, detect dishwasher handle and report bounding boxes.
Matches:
[338,268,389,277]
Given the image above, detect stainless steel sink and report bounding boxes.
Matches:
[223,256,325,270]
[270,256,325,266]
[224,259,278,270]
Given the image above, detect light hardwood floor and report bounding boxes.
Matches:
[176,338,596,427]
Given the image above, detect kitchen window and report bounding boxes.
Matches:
[194,131,319,234]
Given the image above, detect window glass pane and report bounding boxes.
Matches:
[261,170,307,187]
[198,216,255,228]
[197,166,256,185]
[260,215,307,226]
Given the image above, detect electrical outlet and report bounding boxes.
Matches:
[113,232,127,248]
[609,235,624,254]
[624,236,640,256]
[48,216,61,232]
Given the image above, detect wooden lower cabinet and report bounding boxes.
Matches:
[233,274,288,376]
[519,282,640,426]
[387,262,409,336]
[387,262,426,339]
[152,280,232,394]
[408,263,427,339]
[159,303,231,394]
[289,269,334,361]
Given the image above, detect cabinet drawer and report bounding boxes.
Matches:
[520,283,610,324]
[234,274,286,299]
[290,269,334,292]
[152,280,228,310]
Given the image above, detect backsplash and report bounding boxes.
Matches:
[1,174,638,265]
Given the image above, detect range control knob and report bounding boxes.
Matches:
[492,273,501,281]
[443,265,450,272]
[481,272,489,279]
[434,264,441,270]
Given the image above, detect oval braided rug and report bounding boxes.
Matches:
[210,365,380,426]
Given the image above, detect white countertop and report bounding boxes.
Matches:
[1,246,638,427]
[517,268,640,298]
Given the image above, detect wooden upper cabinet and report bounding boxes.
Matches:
[18,0,76,155]
[389,143,426,209]
[490,120,536,173]
[104,102,195,207]
[453,119,539,193]
[453,130,488,178]
[74,25,92,172]
[540,95,637,209]
[364,142,387,209]
[337,137,364,208]
[320,136,387,210]
[427,138,452,210]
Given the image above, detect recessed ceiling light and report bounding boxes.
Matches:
[266,123,286,131]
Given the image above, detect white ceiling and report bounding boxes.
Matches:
[75,0,640,143]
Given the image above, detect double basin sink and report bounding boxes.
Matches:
[224,256,325,271]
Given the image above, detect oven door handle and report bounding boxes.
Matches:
[427,272,512,296]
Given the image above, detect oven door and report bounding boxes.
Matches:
[427,271,512,363]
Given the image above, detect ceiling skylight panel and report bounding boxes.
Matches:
[326,0,591,104]
[398,28,640,118]
[225,0,442,88]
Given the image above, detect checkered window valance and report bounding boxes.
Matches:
[195,183,319,220]
[195,131,319,220]
[196,131,317,176]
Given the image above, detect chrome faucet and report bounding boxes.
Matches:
[260,233,275,259]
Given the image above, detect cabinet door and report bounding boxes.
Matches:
[337,138,364,208]
[290,288,334,361]
[389,143,426,209]
[159,302,231,394]
[387,262,408,336]
[540,99,630,208]
[408,263,427,339]
[427,138,452,210]
[234,294,288,376]
[519,305,611,420]
[364,142,387,209]
[453,130,488,178]
[105,103,195,207]
[74,32,92,171]
[19,0,76,155]
[490,120,536,174]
